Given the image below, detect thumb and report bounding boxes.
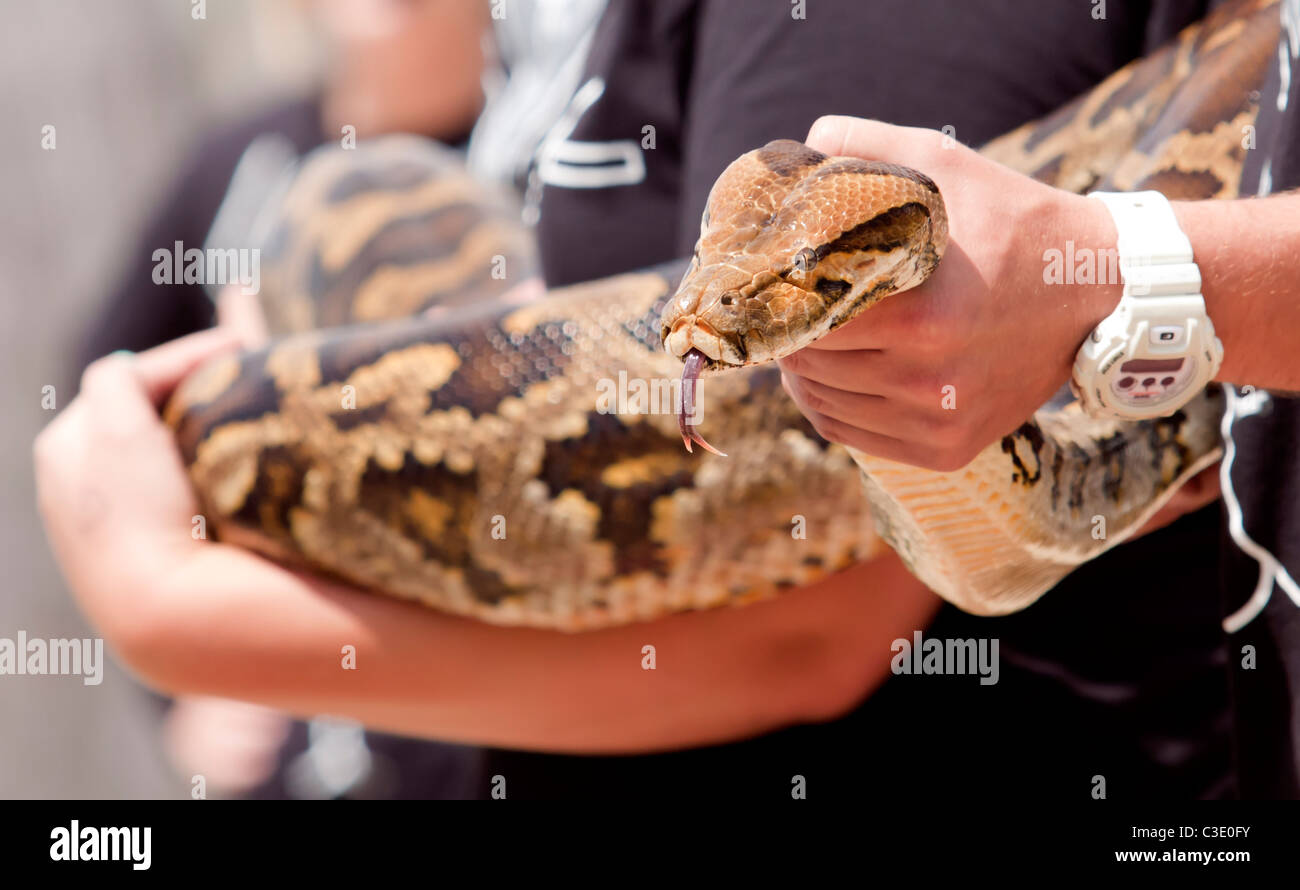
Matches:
[806,115,891,157]
[806,116,938,163]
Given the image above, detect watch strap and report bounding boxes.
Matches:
[1088,190,1201,298]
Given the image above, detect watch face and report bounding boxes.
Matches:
[1108,356,1196,407]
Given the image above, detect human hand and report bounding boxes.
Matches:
[33,329,244,637]
[777,116,1121,471]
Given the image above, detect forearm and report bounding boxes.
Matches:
[1058,190,1300,392]
[1174,193,1300,389]
[109,542,937,754]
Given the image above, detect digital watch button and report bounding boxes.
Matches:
[1149,324,1185,346]
[1107,355,1195,407]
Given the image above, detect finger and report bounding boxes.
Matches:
[77,355,204,537]
[783,394,919,463]
[806,116,886,157]
[133,327,243,406]
[779,348,941,406]
[782,371,932,443]
[783,371,886,425]
[777,348,889,394]
[806,115,941,161]
[33,403,92,518]
[78,328,240,438]
[79,353,167,436]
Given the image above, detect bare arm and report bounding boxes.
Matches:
[1174,193,1300,390]
[35,330,939,754]
[134,540,934,753]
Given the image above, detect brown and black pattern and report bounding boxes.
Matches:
[257,137,538,333]
[170,210,877,627]
[984,0,1280,200]
[168,0,1275,626]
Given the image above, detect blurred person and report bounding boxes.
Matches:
[465,0,610,196]
[77,0,494,799]
[82,0,491,359]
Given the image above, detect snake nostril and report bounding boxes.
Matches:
[720,294,734,306]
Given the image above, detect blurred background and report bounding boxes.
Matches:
[1,0,606,799]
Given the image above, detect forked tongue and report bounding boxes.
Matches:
[679,348,726,457]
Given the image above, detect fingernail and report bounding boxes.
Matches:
[110,349,134,358]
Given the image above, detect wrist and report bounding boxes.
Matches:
[1070,191,1224,417]
[1170,200,1231,380]
[1059,191,1125,330]
[1036,190,1124,380]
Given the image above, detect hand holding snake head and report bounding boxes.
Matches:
[666,121,1123,471]
[661,138,949,454]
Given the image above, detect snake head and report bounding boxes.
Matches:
[662,254,813,458]
[661,145,945,371]
[660,139,948,456]
[660,253,794,368]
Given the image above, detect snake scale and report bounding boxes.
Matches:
[168,0,1279,628]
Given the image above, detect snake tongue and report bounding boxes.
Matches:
[679,349,727,457]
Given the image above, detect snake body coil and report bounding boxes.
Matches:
[168,0,1279,628]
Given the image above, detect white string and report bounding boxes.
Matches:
[1219,385,1300,633]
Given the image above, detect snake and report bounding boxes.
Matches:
[166,0,1280,629]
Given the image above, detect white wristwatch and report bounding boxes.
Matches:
[1070,190,1223,420]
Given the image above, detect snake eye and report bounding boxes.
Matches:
[793,247,818,273]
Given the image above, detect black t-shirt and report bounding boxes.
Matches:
[484,0,1235,799]
[538,0,1218,286]
[1226,0,1300,799]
